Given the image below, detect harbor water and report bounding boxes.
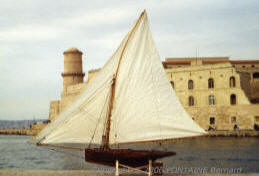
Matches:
[0,135,258,174]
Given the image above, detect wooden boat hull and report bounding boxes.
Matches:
[85,148,176,167]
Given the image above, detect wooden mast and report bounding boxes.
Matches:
[103,10,146,150]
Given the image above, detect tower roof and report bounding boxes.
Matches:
[63,47,83,54]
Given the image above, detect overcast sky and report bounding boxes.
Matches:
[0,0,259,120]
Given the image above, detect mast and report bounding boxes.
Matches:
[103,10,146,150]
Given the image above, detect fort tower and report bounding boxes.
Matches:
[62,47,85,92]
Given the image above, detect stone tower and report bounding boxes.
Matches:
[62,47,85,93]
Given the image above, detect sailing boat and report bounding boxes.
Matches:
[31,10,206,168]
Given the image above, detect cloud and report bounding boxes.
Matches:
[0,25,63,41]
[0,6,135,42]
[0,0,259,120]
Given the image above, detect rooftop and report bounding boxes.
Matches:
[63,47,83,54]
[163,57,259,67]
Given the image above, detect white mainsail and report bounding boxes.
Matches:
[31,11,206,146]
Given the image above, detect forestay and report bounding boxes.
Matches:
[31,11,206,146]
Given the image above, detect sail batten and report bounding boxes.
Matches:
[31,11,206,147]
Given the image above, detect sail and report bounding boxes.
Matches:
[109,12,205,144]
[31,23,133,145]
[31,11,205,146]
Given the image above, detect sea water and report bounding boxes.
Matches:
[0,135,258,173]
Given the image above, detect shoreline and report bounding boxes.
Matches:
[208,130,259,137]
[1,129,259,137]
[0,128,37,136]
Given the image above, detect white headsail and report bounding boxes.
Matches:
[31,11,206,146]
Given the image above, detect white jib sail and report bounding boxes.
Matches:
[31,11,206,146]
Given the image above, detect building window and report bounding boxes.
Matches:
[170,81,174,88]
[229,76,236,88]
[253,72,259,79]
[231,116,237,123]
[255,116,259,122]
[251,65,255,68]
[210,117,215,125]
[208,78,214,88]
[188,80,194,90]
[230,94,237,105]
[189,96,194,106]
[209,95,215,105]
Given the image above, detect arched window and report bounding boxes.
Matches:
[209,95,215,105]
[170,81,174,88]
[208,78,214,88]
[188,80,194,90]
[253,72,259,79]
[189,96,194,106]
[229,76,236,88]
[210,117,215,125]
[230,94,237,105]
[231,116,237,123]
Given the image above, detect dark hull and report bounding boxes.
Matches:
[85,148,176,167]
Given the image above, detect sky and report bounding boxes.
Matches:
[0,0,259,120]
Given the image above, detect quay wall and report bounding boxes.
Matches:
[0,128,258,137]
[0,128,38,136]
[208,130,259,137]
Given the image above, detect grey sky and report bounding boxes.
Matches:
[0,0,258,120]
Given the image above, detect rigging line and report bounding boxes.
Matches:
[81,113,103,124]
[64,75,112,117]
[37,143,86,150]
[88,87,111,149]
[78,87,111,122]
[32,142,85,160]
[40,106,86,142]
[48,148,85,160]
[37,109,79,143]
[79,76,113,108]
[102,88,112,136]
[43,145,85,160]
[102,85,113,146]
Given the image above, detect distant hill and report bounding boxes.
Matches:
[0,120,47,129]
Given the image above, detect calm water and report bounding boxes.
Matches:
[0,135,258,173]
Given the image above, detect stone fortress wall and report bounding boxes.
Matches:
[163,57,259,130]
[49,48,259,131]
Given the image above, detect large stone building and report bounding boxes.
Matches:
[163,57,259,131]
[49,48,259,131]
